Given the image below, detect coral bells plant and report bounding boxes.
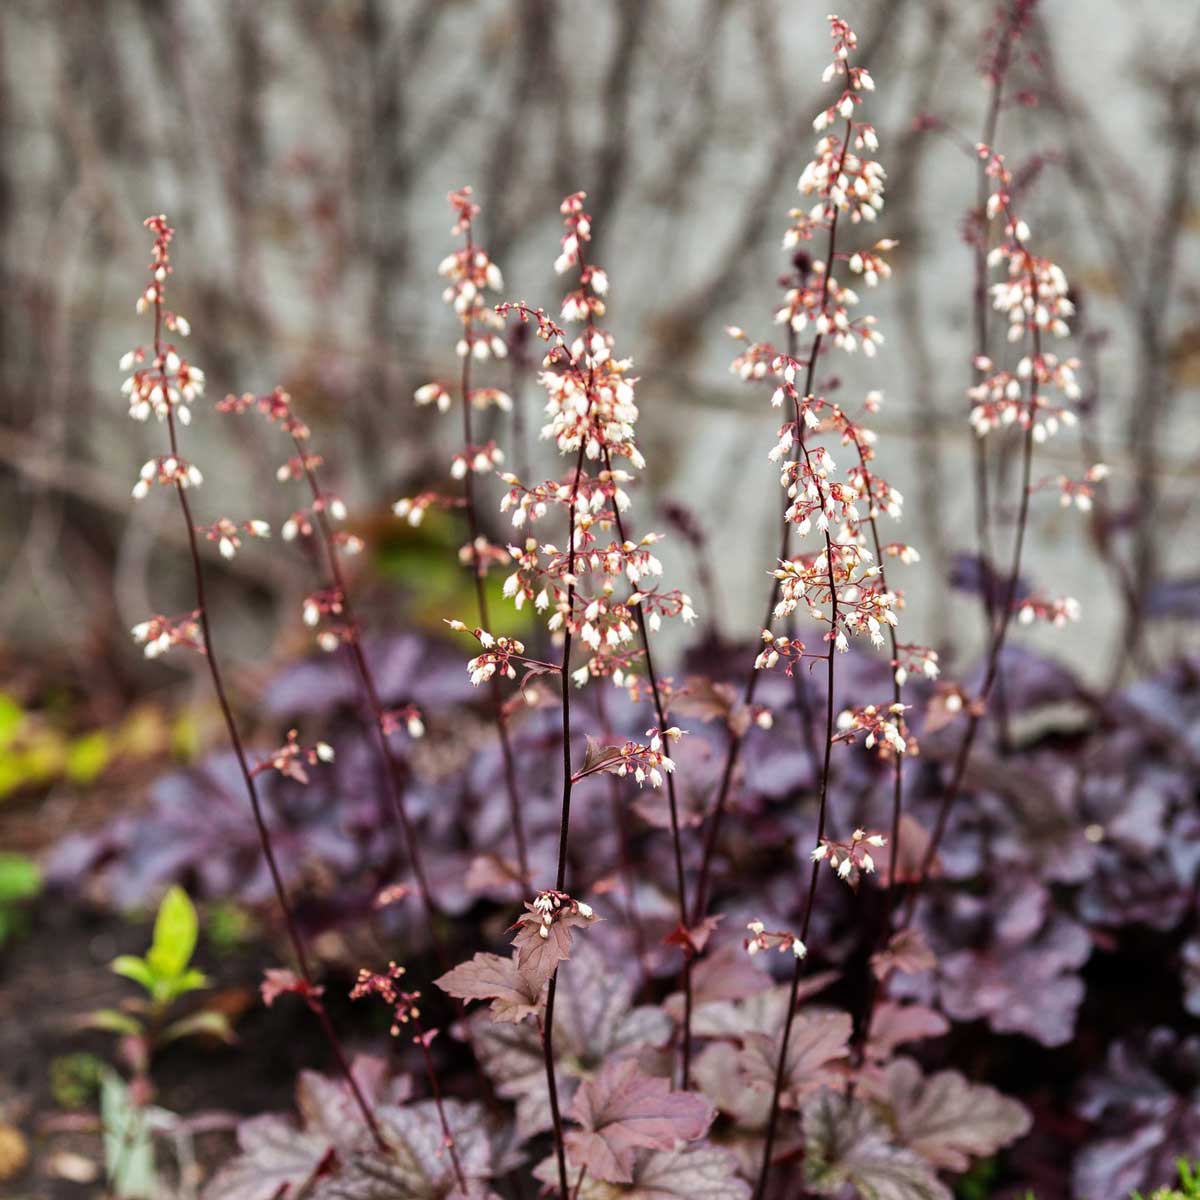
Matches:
[121,217,385,1150]
[458,187,701,1198]
[90,8,1148,1200]
[715,18,937,1194]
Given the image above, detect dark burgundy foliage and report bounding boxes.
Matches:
[49,634,1200,1198]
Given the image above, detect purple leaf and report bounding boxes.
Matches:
[865,1003,949,1063]
[871,928,937,981]
[880,1057,1031,1171]
[536,1143,750,1199]
[203,1064,393,1200]
[510,899,597,990]
[565,1059,714,1183]
[308,1099,503,1199]
[1073,1029,1200,1200]
[803,1091,949,1200]
[471,941,671,1138]
[201,1113,342,1200]
[738,1010,852,1106]
[435,952,543,1024]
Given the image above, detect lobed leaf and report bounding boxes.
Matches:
[435,952,544,1024]
[148,883,199,979]
[536,1143,750,1199]
[565,1059,714,1182]
[803,1091,949,1200]
[880,1058,1031,1171]
[738,1010,852,1107]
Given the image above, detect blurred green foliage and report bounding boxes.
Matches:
[0,852,41,947]
[956,1156,998,1200]
[0,692,195,800]
[50,1051,106,1110]
[378,514,534,636]
[1134,1159,1200,1200]
[204,900,258,954]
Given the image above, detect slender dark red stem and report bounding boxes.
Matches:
[752,118,854,1200]
[542,412,593,1200]
[753,441,839,1200]
[151,299,385,1152]
[412,1019,467,1195]
[901,244,1043,929]
[969,4,1026,750]
[844,443,906,1061]
[289,429,446,968]
[459,223,531,887]
[599,446,695,1086]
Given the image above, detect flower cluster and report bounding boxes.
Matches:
[130,612,204,659]
[450,441,504,479]
[217,388,309,438]
[380,705,426,740]
[522,890,595,940]
[440,186,507,362]
[131,454,203,500]
[968,352,1081,440]
[393,189,513,588]
[392,491,461,528]
[770,548,898,652]
[985,151,1075,342]
[731,23,944,770]
[302,587,349,652]
[489,194,695,688]
[1033,463,1109,512]
[834,703,911,757]
[891,642,941,687]
[754,630,809,675]
[744,920,807,960]
[349,962,423,1038]
[195,517,271,560]
[121,219,202,424]
[812,828,889,884]
[575,727,685,790]
[1016,594,1082,627]
[444,621,548,688]
[251,729,335,784]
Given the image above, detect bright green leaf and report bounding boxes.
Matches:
[0,695,23,748]
[161,1009,234,1045]
[85,1008,144,1037]
[146,885,197,979]
[66,731,111,784]
[111,955,156,993]
[0,853,41,904]
[169,966,209,997]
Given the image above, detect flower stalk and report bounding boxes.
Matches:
[126,217,385,1151]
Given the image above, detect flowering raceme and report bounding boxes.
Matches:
[730,18,930,739]
[493,192,696,699]
[716,19,941,1195]
[120,217,387,1149]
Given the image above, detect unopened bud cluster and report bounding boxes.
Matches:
[252,728,336,785]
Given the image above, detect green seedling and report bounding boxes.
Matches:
[87,885,234,1057]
